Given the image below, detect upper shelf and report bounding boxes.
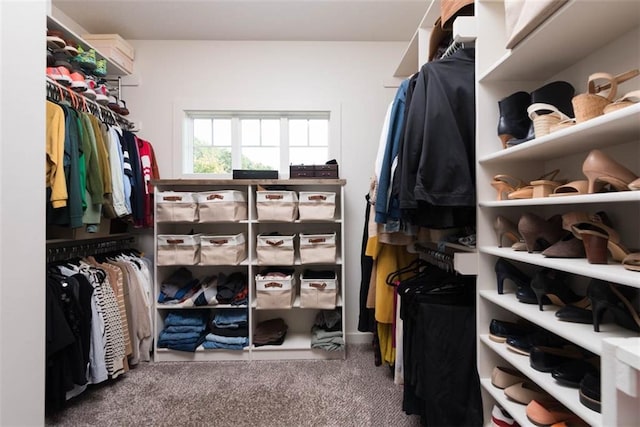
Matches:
[47,15,130,77]
[478,103,640,164]
[393,0,440,77]
[480,191,640,208]
[478,0,640,82]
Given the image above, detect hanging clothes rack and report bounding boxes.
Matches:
[412,242,455,273]
[46,76,135,130]
[440,16,477,59]
[46,233,136,263]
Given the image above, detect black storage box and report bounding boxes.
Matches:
[232,169,278,179]
[290,164,339,179]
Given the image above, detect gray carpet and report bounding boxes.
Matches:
[46,344,422,426]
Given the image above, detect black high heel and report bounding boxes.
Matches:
[495,258,530,294]
[587,280,640,333]
[530,268,589,311]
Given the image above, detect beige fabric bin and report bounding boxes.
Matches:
[256,191,298,221]
[156,191,198,222]
[256,234,295,265]
[298,192,336,220]
[255,273,296,309]
[196,190,247,222]
[200,233,246,265]
[300,273,338,309]
[157,234,201,265]
[299,233,336,264]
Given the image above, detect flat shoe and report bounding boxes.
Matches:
[526,399,583,426]
[489,319,535,343]
[555,305,592,324]
[491,366,527,389]
[579,372,601,413]
[504,381,554,405]
[551,359,599,388]
[622,252,640,272]
[530,345,583,373]
[541,232,586,258]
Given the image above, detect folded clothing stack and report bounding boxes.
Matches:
[203,309,249,350]
[216,272,248,305]
[157,310,208,352]
[311,309,344,351]
[158,268,219,307]
[253,318,288,347]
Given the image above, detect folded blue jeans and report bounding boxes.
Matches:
[205,333,248,346]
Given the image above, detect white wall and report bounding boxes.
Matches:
[124,40,404,339]
[0,0,46,424]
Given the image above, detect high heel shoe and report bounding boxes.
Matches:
[530,268,589,311]
[518,213,564,253]
[495,257,530,294]
[587,279,640,333]
[571,215,630,263]
[582,149,638,193]
[494,216,523,248]
[491,175,525,200]
[497,91,532,148]
[507,169,566,199]
[541,212,591,258]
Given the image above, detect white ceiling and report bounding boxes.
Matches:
[53,0,429,42]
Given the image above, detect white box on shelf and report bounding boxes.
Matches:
[156,191,198,222]
[196,190,247,222]
[300,272,338,309]
[82,33,135,59]
[157,234,201,265]
[256,234,295,265]
[298,191,336,220]
[256,190,298,221]
[255,272,296,309]
[299,232,336,264]
[200,233,246,265]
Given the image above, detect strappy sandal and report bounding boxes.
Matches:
[528,103,572,138]
[603,90,640,114]
[491,175,526,201]
[572,69,640,123]
[507,169,566,199]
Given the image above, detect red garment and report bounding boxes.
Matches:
[135,137,160,228]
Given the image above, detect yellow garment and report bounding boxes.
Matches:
[366,235,417,324]
[46,101,67,208]
[378,322,395,366]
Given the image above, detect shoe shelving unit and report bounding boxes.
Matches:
[47,15,130,77]
[475,1,640,427]
[152,179,347,362]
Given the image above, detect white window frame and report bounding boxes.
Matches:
[174,99,341,178]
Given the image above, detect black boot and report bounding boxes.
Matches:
[497,90,531,148]
[530,80,575,118]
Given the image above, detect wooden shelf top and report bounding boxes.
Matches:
[152,178,346,186]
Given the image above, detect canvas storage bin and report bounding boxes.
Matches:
[300,271,338,309]
[157,234,201,266]
[256,234,295,265]
[196,190,247,222]
[156,191,198,222]
[299,232,336,264]
[199,233,246,265]
[298,192,336,220]
[256,190,298,221]
[255,271,296,309]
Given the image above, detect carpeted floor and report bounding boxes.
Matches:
[45,344,422,426]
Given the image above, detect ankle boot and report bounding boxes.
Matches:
[531,80,576,118]
[497,91,531,148]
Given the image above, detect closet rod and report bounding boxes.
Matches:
[46,234,136,262]
[46,76,135,130]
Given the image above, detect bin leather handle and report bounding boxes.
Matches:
[207,194,224,200]
[308,195,327,201]
[166,239,184,244]
[309,282,327,289]
[265,194,283,200]
[309,238,326,243]
[266,239,284,246]
[163,196,182,201]
[209,239,228,245]
[264,282,283,288]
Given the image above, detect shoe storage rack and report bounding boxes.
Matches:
[152,179,347,362]
[475,1,639,427]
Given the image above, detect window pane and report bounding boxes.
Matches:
[290,147,328,165]
[309,119,328,147]
[241,147,279,170]
[261,119,280,147]
[193,146,231,173]
[241,119,260,146]
[289,119,308,146]
[213,119,231,147]
[193,118,212,146]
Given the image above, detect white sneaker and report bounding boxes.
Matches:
[491,405,518,427]
[95,84,110,104]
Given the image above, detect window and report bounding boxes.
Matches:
[184,112,332,176]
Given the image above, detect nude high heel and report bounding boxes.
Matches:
[518,213,564,253]
[582,149,638,193]
[494,215,523,248]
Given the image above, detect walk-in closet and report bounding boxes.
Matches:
[0,1,638,426]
